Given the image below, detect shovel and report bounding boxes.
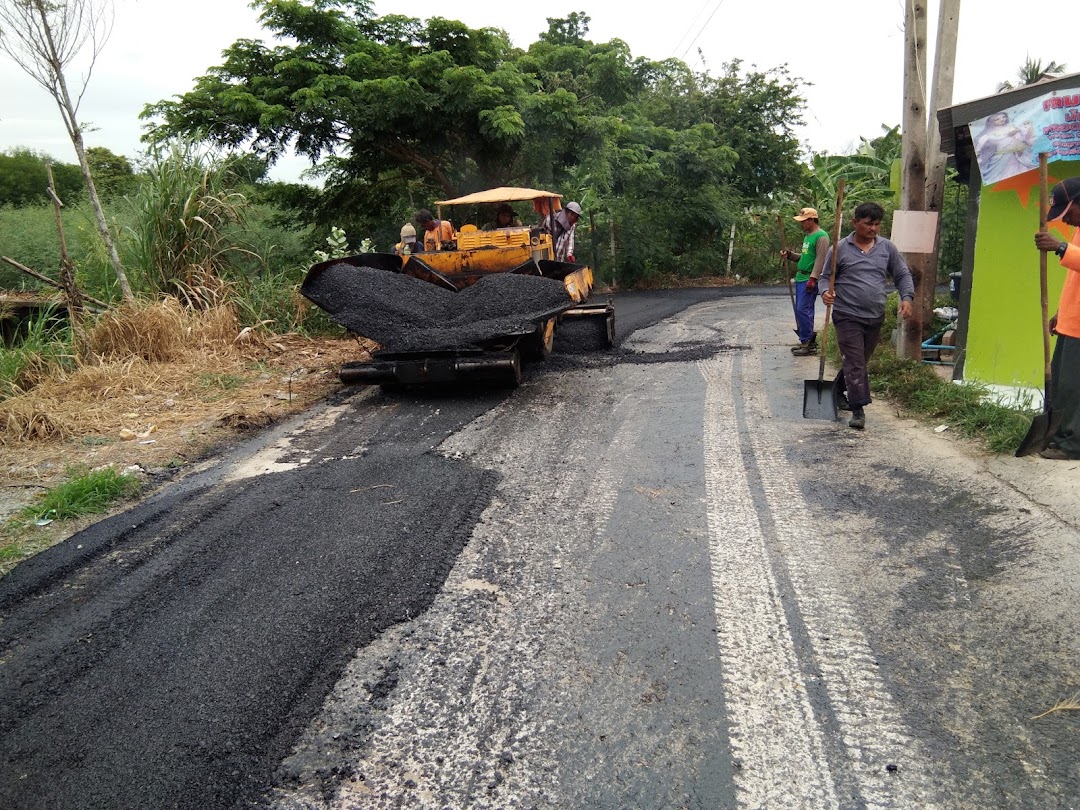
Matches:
[1016,153,1062,456]
[779,215,798,334]
[803,179,844,420]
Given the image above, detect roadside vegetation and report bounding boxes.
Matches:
[15,465,142,525]
[832,297,1036,454]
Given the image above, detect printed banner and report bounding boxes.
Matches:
[967,86,1080,185]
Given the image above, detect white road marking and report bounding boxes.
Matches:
[702,318,948,809]
[737,339,946,808]
[699,353,840,809]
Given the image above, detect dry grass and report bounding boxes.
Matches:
[0,301,377,538]
[84,298,239,362]
[1032,691,1080,720]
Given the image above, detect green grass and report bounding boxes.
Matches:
[867,349,1033,453]
[13,465,142,525]
[196,372,247,391]
[0,308,76,400]
[1,466,142,573]
[826,294,1036,454]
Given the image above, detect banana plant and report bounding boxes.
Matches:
[800,124,900,219]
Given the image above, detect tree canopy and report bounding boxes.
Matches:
[0,148,84,206]
[141,0,808,283]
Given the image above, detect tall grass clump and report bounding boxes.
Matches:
[85,298,238,362]
[15,465,141,524]
[0,199,134,304]
[0,205,58,290]
[0,307,75,399]
[126,143,256,307]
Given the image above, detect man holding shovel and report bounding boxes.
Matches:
[820,202,914,430]
[1033,176,1080,459]
[781,207,830,355]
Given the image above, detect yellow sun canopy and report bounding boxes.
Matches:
[436,187,563,206]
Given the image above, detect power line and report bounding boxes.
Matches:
[671,0,716,58]
[680,0,729,62]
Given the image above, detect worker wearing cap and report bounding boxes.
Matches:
[820,201,914,431]
[414,208,454,251]
[549,201,582,263]
[781,207,830,356]
[393,224,418,256]
[1033,176,1080,459]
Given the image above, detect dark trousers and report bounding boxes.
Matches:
[794,280,817,343]
[1049,333,1080,457]
[832,314,884,409]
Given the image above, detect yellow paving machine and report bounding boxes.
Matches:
[301,187,615,388]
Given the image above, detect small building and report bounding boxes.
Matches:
[937,72,1080,402]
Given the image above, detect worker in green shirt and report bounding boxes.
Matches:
[781,207,830,356]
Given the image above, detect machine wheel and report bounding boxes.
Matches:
[523,318,555,361]
[604,311,616,348]
[501,349,524,388]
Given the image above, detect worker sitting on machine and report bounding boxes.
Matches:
[415,208,455,251]
[393,224,418,255]
[483,203,522,231]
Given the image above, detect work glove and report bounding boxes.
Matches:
[566,254,576,263]
[805,277,818,294]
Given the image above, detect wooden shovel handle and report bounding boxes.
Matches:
[1039,153,1051,379]
[817,179,845,383]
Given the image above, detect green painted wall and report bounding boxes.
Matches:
[965,159,1080,388]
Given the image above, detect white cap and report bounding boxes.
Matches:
[566,201,582,216]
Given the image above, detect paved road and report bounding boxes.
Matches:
[3,288,1079,809]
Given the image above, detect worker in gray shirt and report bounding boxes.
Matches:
[820,201,915,430]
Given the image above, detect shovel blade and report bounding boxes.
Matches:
[1015,409,1061,457]
[803,378,838,420]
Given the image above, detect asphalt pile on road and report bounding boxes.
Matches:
[302,264,572,353]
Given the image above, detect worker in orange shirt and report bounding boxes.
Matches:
[1034,176,1080,459]
[414,208,454,251]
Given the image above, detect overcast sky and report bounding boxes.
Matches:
[0,0,1071,184]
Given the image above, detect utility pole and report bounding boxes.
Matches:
[922,0,961,321]
[899,0,961,361]
[900,0,928,360]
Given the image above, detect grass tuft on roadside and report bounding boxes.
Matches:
[868,349,1032,453]
[1,466,143,572]
[822,294,1036,454]
[15,465,142,524]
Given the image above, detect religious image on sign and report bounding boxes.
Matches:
[968,87,1080,185]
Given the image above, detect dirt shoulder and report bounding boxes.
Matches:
[1,332,370,573]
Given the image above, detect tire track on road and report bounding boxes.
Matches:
[700,316,949,809]
[699,351,840,809]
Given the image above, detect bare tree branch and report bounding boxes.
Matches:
[0,0,130,301]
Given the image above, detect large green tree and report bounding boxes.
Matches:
[142,1,807,283]
[142,0,528,199]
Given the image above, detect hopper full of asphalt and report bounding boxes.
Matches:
[302,263,573,353]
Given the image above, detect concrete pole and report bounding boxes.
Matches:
[922,0,961,322]
[900,0,928,360]
[726,222,737,276]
